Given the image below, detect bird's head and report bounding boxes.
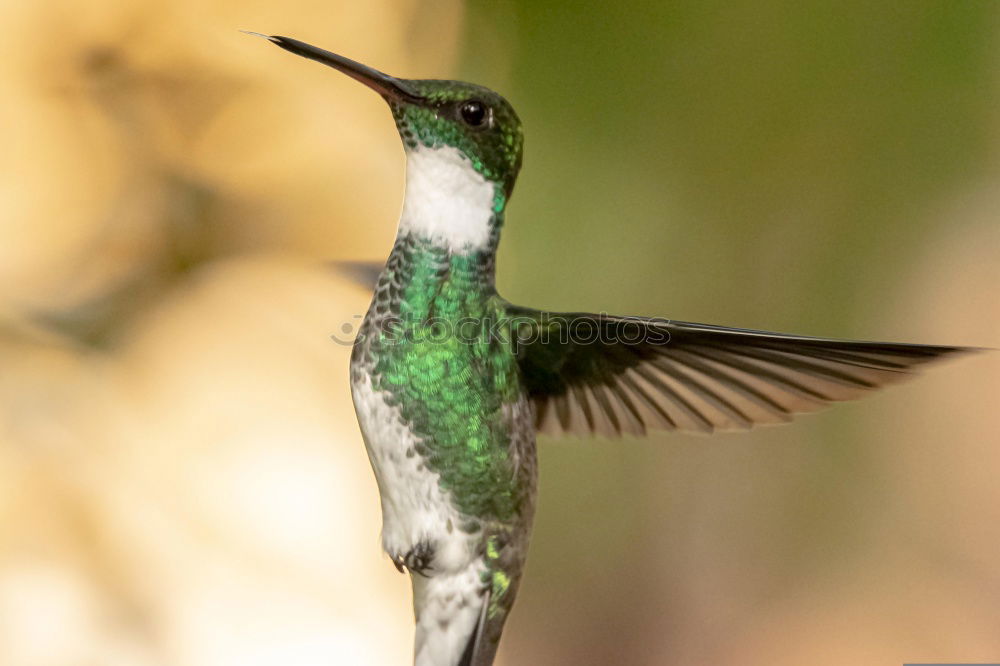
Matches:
[253,35,524,205]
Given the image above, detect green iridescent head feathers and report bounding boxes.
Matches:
[389,81,523,197]
[252,34,524,198]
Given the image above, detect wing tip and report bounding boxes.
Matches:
[326,259,383,291]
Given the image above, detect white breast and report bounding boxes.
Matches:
[398,144,497,252]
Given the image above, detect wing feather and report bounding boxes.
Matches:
[509,305,974,437]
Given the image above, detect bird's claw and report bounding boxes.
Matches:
[391,542,434,577]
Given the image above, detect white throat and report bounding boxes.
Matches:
[398,144,497,252]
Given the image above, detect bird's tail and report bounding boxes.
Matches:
[456,588,494,666]
[412,561,514,666]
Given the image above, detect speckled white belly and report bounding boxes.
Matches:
[350,368,479,574]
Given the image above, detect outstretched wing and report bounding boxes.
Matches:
[506,305,973,437]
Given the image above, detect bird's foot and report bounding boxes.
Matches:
[391,541,434,577]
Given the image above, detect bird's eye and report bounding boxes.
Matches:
[459,100,488,127]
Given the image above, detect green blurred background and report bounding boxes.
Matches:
[0,0,997,664]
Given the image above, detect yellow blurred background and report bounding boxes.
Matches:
[0,1,997,665]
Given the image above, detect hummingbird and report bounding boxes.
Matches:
[250,34,973,666]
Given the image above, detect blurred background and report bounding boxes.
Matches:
[0,0,998,664]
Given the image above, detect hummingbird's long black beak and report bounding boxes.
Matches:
[243,32,423,102]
